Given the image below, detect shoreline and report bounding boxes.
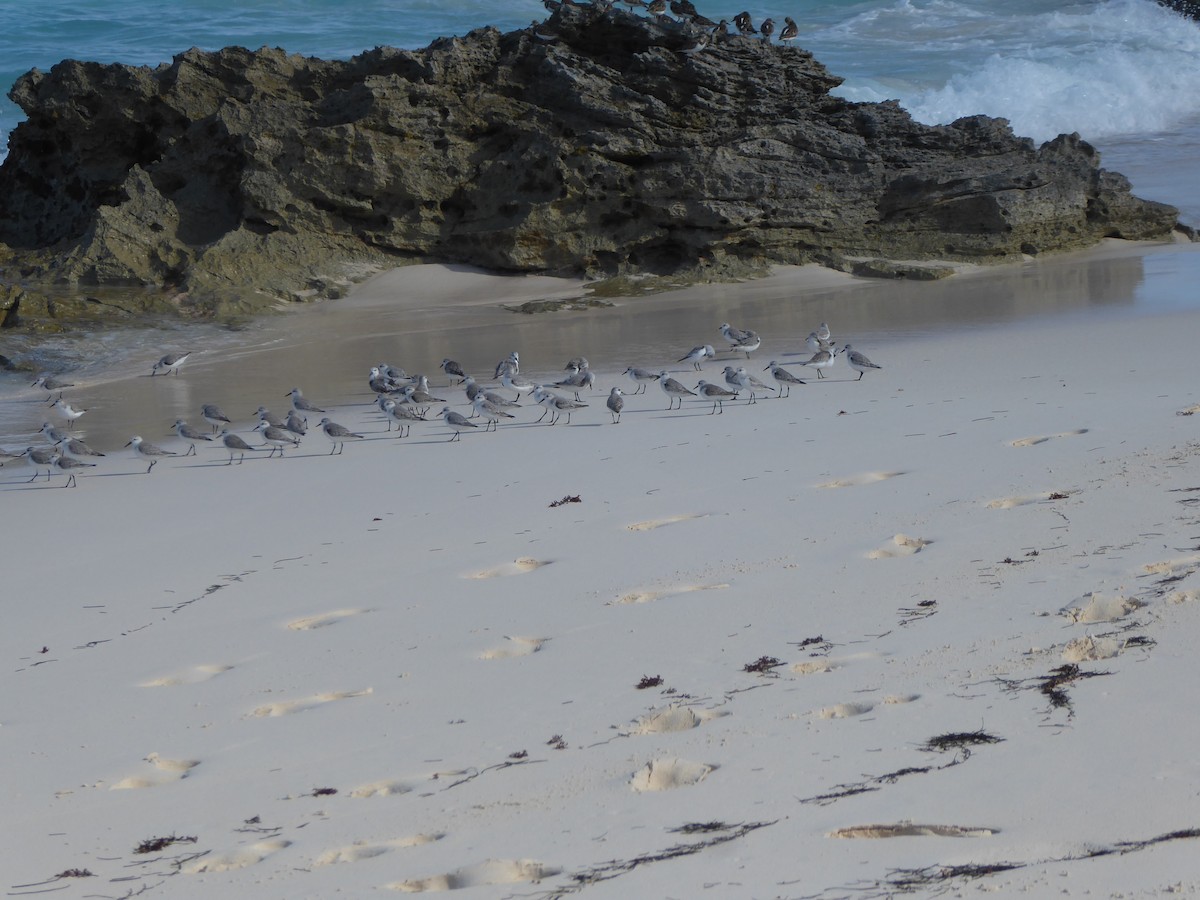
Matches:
[5,268,1200,894]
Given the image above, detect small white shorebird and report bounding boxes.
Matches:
[381,398,425,437]
[806,331,834,354]
[440,406,478,441]
[696,380,738,414]
[402,384,444,412]
[606,387,625,423]
[441,358,468,384]
[126,435,177,473]
[38,422,70,445]
[533,388,587,425]
[318,418,364,454]
[287,387,326,414]
[842,344,883,381]
[284,410,308,437]
[50,397,88,429]
[501,370,537,400]
[723,365,774,403]
[622,366,660,393]
[255,406,287,428]
[172,419,214,456]
[32,373,75,393]
[732,331,762,358]
[56,436,106,460]
[201,403,231,433]
[9,446,58,482]
[816,321,832,343]
[798,348,836,379]
[678,344,715,371]
[553,367,595,401]
[762,360,806,398]
[252,421,301,458]
[219,431,263,465]
[718,322,752,346]
[494,351,520,378]
[53,454,94,488]
[471,394,516,431]
[659,371,697,410]
[152,351,191,376]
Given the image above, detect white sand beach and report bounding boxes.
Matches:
[4,241,1200,897]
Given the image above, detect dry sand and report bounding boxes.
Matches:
[4,242,1200,897]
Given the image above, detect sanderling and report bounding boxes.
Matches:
[284,410,308,437]
[220,431,262,465]
[378,363,410,385]
[440,406,478,441]
[318,418,364,454]
[533,388,587,425]
[201,403,231,433]
[255,406,287,428]
[403,384,444,412]
[172,419,215,456]
[798,348,836,379]
[719,322,752,347]
[494,352,520,378]
[678,344,715,371]
[806,331,833,354]
[816,322,832,343]
[53,454,94,488]
[462,376,485,402]
[152,351,191,376]
[51,398,87,428]
[9,446,58,482]
[32,373,75,393]
[623,366,660,393]
[732,331,761,358]
[253,421,301,457]
[843,344,882,381]
[554,367,595,401]
[723,365,771,402]
[763,360,806,397]
[441,358,468,384]
[501,370,537,400]
[57,436,106,459]
[659,371,697,409]
[39,422,69,444]
[696,380,738,414]
[287,387,326,414]
[382,398,424,436]
[472,394,516,431]
[126,436,177,473]
[368,367,401,396]
[565,356,589,371]
[607,386,625,423]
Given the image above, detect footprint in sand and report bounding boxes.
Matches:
[388,859,561,892]
[139,663,233,687]
[626,514,706,532]
[830,823,998,839]
[182,839,291,874]
[611,583,730,605]
[630,758,716,792]
[466,558,550,579]
[479,636,548,660]
[314,834,444,866]
[1010,428,1089,447]
[1061,635,1122,662]
[287,608,372,631]
[817,471,905,489]
[1143,555,1200,576]
[348,778,414,798]
[248,688,373,718]
[867,534,931,559]
[109,752,201,790]
[626,705,729,735]
[1061,593,1143,624]
[817,702,875,719]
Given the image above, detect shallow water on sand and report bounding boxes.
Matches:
[3,240,1198,455]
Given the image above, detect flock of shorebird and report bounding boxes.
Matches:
[538,0,798,54]
[3,324,881,486]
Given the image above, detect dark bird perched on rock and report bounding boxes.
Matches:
[760,17,775,41]
[779,16,799,41]
[734,10,757,35]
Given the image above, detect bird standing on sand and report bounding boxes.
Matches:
[763,360,806,397]
[32,373,75,393]
[220,432,262,465]
[623,366,660,393]
[382,398,425,437]
[697,380,738,414]
[607,387,625,423]
[534,388,588,425]
[472,394,516,431]
[51,397,87,429]
[201,403,232,433]
[441,358,468,384]
[284,410,308,437]
[842,344,883,380]
[679,344,715,370]
[440,406,478,441]
[10,446,58,482]
[126,436,177,473]
[253,421,301,458]
[53,455,94,488]
[288,387,326,415]
[56,436,106,460]
[798,348,836,379]
[172,419,214,456]
[659,371,697,409]
[318,418,364,454]
[152,352,191,376]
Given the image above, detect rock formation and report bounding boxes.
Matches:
[0,3,1183,330]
